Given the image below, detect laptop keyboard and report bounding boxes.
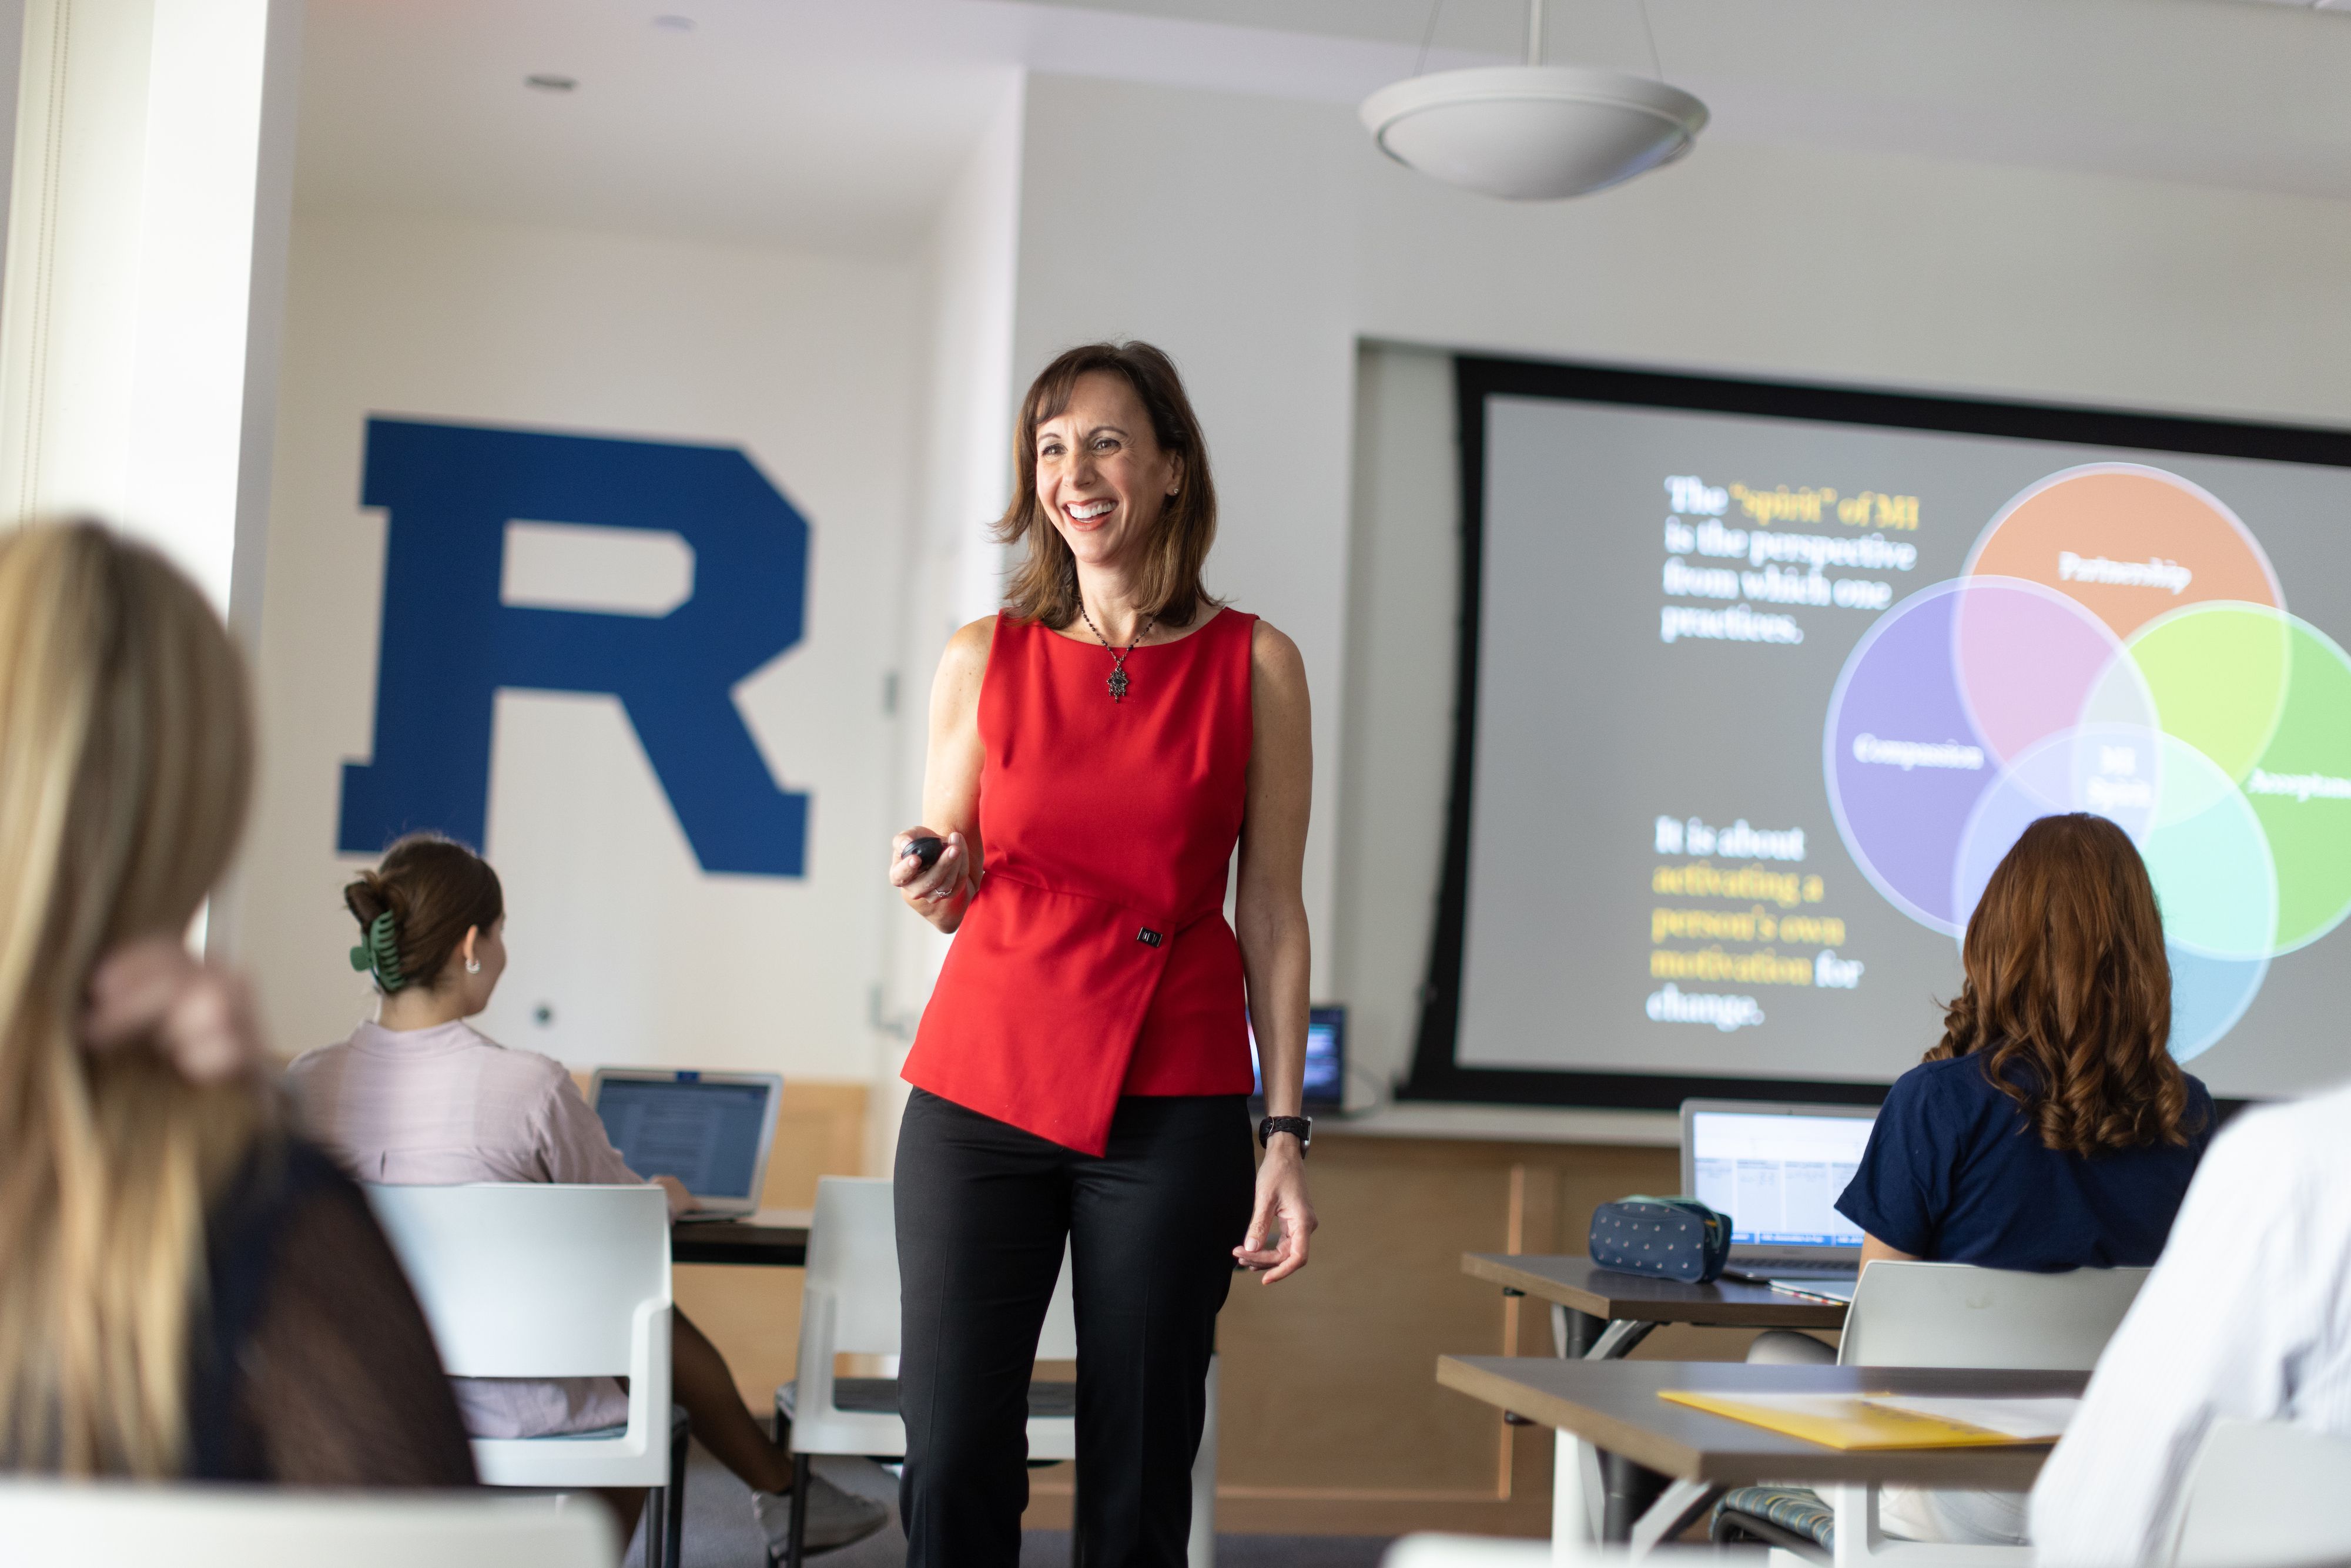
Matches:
[1731,1255,1859,1278]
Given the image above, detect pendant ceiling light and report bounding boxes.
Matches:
[1360,0,1707,200]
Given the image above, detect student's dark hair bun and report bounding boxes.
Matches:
[343,833,504,993]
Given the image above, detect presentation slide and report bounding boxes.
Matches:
[1439,367,2351,1101]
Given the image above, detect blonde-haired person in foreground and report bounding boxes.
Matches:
[0,520,472,1483]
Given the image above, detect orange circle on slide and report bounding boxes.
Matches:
[1965,464,2281,640]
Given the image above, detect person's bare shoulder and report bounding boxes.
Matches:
[935,615,999,709]
[944,613,997,666]
[1249,618,1308,700]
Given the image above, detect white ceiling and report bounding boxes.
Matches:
[296,0,2351,258]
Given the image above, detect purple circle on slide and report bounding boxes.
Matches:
[1825,581,1999,934]
[1952,578,2142,767]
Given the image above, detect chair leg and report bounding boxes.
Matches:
[785,1451,810,1568]
[668,1416,689,1568]
[644,1486,669,1568]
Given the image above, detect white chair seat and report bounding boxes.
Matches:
[2172,1417,2351,1567]
[0,1481,612,1568]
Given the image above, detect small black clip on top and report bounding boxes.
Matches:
[1136,928,1164,947]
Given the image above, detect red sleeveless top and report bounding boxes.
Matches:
[902,608,1260,1155]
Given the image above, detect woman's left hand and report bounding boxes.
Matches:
[82,935,269,1084]
[1233,1141,1317,1284]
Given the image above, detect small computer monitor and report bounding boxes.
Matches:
[590,1068,782,1218]
[1249,1005,1346,1108]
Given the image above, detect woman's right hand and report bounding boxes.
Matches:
[891,826,973,923]
[82,936,270,1085]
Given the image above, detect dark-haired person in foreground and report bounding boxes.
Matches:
[1760,813,2214,1544]
[290,835,886,1556]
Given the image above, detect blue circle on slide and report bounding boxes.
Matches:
[2165,945,2267,1063]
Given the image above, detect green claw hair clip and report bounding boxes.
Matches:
[349,910,405,993]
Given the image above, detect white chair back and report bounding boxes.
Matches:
[2172,1418,2351,1567]
[800,1176,901,1358]
[0,1482,613,1568]
[1838,1261,2147,1369]
[1040,1237,1078,1359]
[791,1175,1076,1459]
[797,1175,1077,1363]
[365,1182,672,1487]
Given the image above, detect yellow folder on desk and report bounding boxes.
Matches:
[1658,1391,2059,1450]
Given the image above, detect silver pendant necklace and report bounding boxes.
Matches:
[1077,603,1154,703]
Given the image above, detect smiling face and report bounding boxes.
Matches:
[1034,370,1184,578]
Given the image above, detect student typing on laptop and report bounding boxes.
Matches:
[1750,815,2215,1547]
[290,835,886,1556]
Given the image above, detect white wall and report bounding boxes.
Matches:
[869,72,1027,1170]
[1013,79,1363,987]
[0,0,297,625]
[240,209,922,1080]
[234,62,2351,1119]
[1012,72,2351,1103]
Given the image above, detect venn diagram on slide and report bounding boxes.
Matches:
[1824,464,2351,1060]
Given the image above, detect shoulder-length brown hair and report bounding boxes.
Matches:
[1930,812,2199,1157]
[996,341,1221,629]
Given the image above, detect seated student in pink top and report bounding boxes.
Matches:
[289,833,885,1557]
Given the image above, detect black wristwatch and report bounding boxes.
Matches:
[1257,1115,1312,1155]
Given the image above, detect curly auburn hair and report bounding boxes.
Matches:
[1929,813,2201,1157]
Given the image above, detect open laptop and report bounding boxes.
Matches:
[589,1068,783,1221]
[1679,1098,1877,1280]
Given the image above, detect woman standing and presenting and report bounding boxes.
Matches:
[889,341,1317,1565]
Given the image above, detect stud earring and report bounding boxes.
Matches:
[465,957,482,974]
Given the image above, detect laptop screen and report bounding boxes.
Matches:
[594,1076,772,1200]
[1689,1110,1874,1248]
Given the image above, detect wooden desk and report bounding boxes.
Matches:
[671,1207,810,1268]
[1439,1356,2083,1556]
[1463,1254,1846,1358]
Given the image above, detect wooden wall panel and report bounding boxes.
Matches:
[551,1084,1773,1539]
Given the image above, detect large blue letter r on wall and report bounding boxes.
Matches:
[339,418,810,876]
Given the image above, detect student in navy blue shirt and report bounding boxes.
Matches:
[1838,813,2214,1273]
[1817,813,2213,1547]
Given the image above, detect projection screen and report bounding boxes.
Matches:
[1406,357,2351,1108]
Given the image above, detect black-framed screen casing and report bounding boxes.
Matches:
[1403,353,2351,1112]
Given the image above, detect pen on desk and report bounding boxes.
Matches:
[1769,1282,1847,1305]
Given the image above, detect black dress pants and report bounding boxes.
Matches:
[895,1088,1255,1567]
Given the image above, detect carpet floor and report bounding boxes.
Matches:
[620,1437,1394,1567]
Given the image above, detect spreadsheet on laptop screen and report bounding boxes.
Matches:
[1690,1112,1874,1247]
[595,1080,769,1198]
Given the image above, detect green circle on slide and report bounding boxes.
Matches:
[2128,603,2290,783]
[2141,734,2276,961]
[2246,618,2351,951]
